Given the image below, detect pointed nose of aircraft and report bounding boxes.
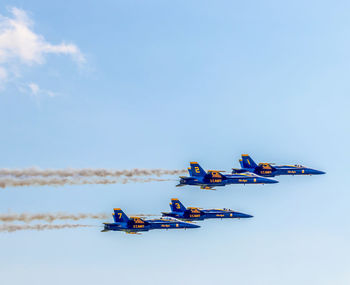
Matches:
[259,177,279,184]
[234,212,253,218]
[308,169,326,175]
[186,223,200,228]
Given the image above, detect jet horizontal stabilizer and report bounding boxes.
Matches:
[200,186,216,190]
[179,176,196,180]
[232,168,249,173]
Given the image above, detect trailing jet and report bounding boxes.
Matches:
[102,208,200,234]
[177,162,278,190]
[232,154,326,177]
[162,198,253,221]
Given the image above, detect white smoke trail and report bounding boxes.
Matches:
[0,213,109,223]
[0,223,94,233]
[0,177,170,188]
[0,167,186,178]
[0,212,157,223]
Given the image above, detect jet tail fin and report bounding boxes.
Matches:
[113,208,129,223]
[170,198,187,212]
[187,167,193,176]
[190,162,207,177]
[241,154,258,168]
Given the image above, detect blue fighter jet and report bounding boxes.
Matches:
[177,162,278,190]
[162,198,253,221]
[232,154,326,177]
[102,208,200,234]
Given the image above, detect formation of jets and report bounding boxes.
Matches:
[103,154,325,234]
[102,199,252,234]
[177,161,278,190]
[177,154,325,190]
[102,207,199,234]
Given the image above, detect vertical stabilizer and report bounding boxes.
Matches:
[241,154,258,169]
[113,208,129,223]
[170,199,187,212]
[189,162,207,177]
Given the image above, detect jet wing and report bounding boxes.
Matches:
[177,176,197,187]
[232,168,249,174]
[179,176,196,180]
[200,186,216,190]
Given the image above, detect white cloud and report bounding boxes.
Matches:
[28,82,39,95]
[0,7,85,93]
[27,82,57,98]
[0,7,85,65]
[0,66,7,80]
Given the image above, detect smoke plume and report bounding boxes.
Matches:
[0,223,93,233]
[0,167,186,178]
[0,177,170,188]
[0,212,109,223]
[0,212,157,223]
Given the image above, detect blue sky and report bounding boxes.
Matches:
[0,1,349,284]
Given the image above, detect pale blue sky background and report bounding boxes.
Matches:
[0,1,349,284]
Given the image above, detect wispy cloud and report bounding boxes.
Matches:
[0,7,84,93]
[0,66,7,80]
[0,7,85,65]
[27,82,56,97]
[28,82,39,95]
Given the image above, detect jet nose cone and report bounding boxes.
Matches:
[262,177,279,184]
[313,170,326,175]
[305,168,326,175]
[187,223,200,228]
[235,212,253,218]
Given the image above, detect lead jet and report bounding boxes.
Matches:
[177,162,278,190]
[102,208,199,234]
[162,198,253,221]
[232,154,326,177]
